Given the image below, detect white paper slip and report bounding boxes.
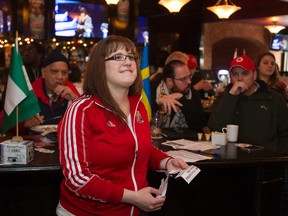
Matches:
[162,139,219,151]
[156,175,169,198]
[166,150,212,163]
[175,165,201,184]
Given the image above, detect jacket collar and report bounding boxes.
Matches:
[93,94,142,118]
[32,77,80,106]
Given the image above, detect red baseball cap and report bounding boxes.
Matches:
[187,54,198,68]
[229,55,255,72]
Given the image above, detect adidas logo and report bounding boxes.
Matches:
[107,121,116,127]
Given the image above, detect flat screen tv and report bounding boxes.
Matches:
[270,34,288,51]
[54,0,109,39]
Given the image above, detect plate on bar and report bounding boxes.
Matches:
[30,125,58,133]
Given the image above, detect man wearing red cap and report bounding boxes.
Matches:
[208,55,288,153]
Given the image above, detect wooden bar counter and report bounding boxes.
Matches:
[0,135,287,215]
[149,138,288,216]
[0,134,62,216]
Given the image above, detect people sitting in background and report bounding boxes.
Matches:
[28,49,80,127]
[0,49,80,131]
[68,62,83,95]
[150,52,213,102]
[150,51,188,113]
[22,41,45,83]
[187,54,213,97]
[56,35,188,216]
[155,59,207,132]
[150,51,188,84]
[255,52,288,101]
[208,55,288,153]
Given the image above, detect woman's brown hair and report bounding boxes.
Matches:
[83,35,143,120]
[255,52,278,85]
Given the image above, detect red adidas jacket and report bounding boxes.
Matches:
[58,94,168,216]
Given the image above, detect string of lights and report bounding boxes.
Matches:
[0,36,97,51]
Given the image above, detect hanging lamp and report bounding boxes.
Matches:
[105,0,119,5]
[265,22,286,34]
[207,0,241,19]
[158,0,191,13]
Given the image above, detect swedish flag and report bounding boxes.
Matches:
[140,43,152,120]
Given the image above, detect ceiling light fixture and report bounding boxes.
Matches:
[105,0,119,5]
[265,22,286,34]
[158,0,191,13]
[207,0,241,19]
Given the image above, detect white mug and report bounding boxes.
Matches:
[211,132,227,145]
[222,124,239,142]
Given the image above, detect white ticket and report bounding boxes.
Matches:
[156,175,169,198]
[156,165,201,198]
[175,165,201,184]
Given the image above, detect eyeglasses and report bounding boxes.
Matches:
[105,54,139,62]
[173,75,192,82]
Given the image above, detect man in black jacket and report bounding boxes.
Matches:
[155,59,207,132]
[208,55,288,153]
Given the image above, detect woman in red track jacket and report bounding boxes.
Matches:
[56,35,188,216]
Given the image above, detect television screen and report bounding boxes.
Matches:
[54,0,109,39]
[270,34,288,51]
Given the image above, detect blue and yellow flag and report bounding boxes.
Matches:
[140,43,152,120]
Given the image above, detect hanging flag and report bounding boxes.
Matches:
[1,39,40,134]
[233,48,238,59]
[140,42,152,120]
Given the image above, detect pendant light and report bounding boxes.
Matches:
[158,0,191,13]
[207,0,241,19]
[265,22,286,34]
[106,0,119,5]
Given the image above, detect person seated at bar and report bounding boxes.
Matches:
[151,52,212,93]
[56,35,188,216]
[255,51,288,101]
[68,62,83,95]
[155,59,207,132]
[150,51,188,113]
[150,51,212,113]
[208,54,288,153]
[0,49,80,130]
[151,51,188,79]
[187,54,213,96]
[27,49,80,126]
[22,41,45,83]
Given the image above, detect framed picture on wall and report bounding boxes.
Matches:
[0,0,11,36]
[28,0,45,39]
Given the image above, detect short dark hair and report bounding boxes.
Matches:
[69,63,82,83]
[80,7,86,13]
[162,59,186,80]
[30,42,45,59]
